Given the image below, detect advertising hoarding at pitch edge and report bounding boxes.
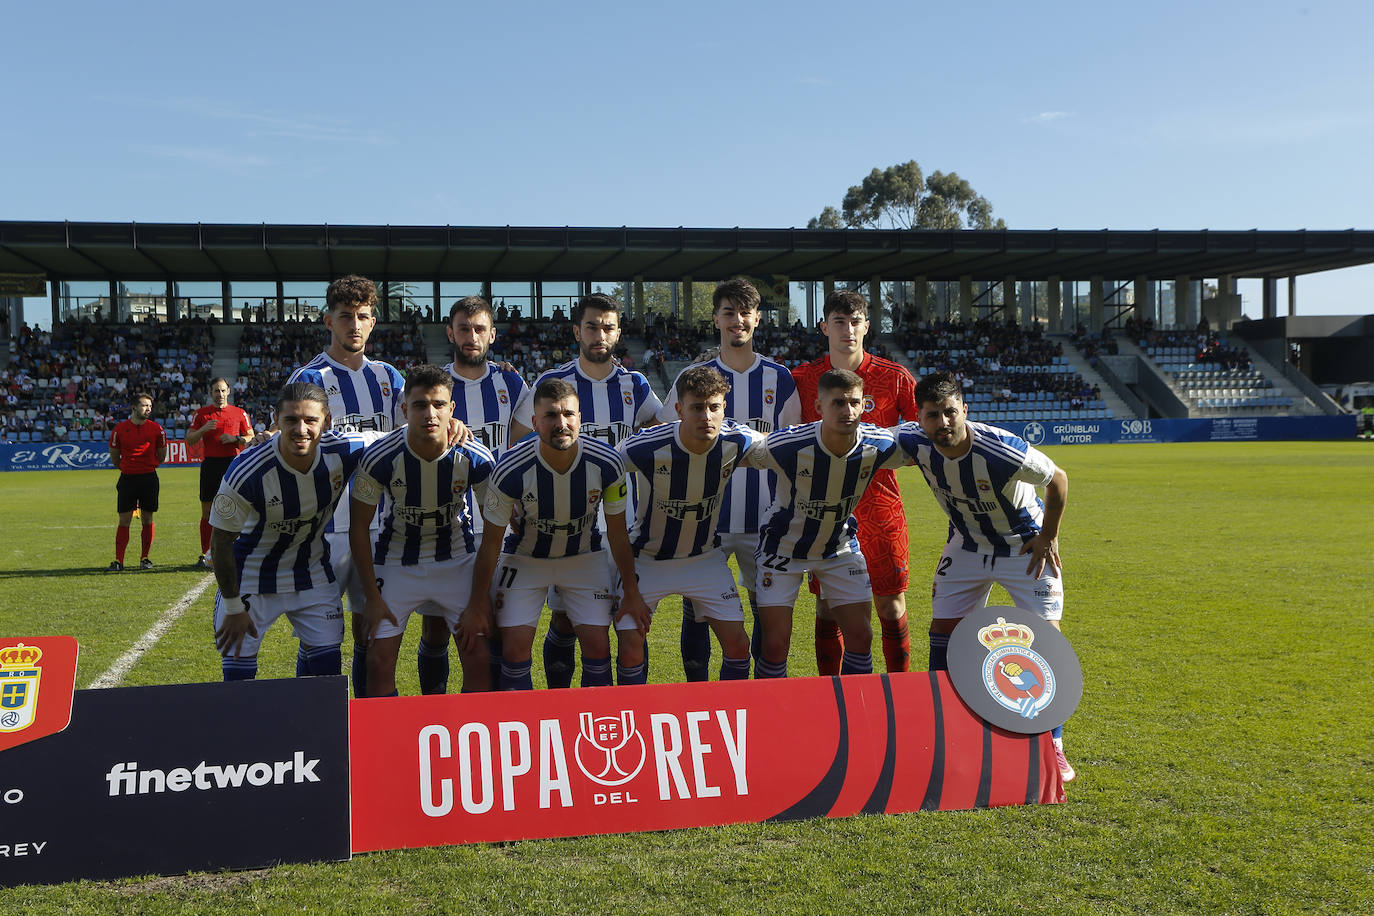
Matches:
[349,673,1065,853]
[0,674,351,887]
[0,439,205,472]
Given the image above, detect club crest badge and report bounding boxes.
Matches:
[945,606,1082,735]
[978,617,1054,720]
[0,644,43,734]
[0,636,79,753]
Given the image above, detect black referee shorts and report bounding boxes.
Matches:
[199,456,236,502]
[116,471,160,514]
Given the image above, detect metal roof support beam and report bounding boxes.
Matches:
[913,276,929,325]
[959,276,973,322]
[1174,277,1193,329]
[1262,277,1278,320]
[1089,276,1105,332]
[1047,278,1063,333]
[1288,276,1297,317]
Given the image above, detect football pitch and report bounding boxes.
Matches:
[2,441,1372,914]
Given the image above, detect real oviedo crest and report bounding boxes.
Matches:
[945,606,1082,734]
[0,636,79,753]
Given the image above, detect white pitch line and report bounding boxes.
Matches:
[89,574,216,689]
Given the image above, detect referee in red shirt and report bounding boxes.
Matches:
[186,377,253,567]
[107,392,167,572]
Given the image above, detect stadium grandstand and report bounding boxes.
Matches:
[3,220,1373,444]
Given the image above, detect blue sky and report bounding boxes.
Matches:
[4,0,1372,317]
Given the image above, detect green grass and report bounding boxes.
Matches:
[2,442,1373,914]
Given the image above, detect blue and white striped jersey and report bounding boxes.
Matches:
[289,352,405,534]
[443,361,527,456]
[513,360,662,450]
[350,427,496,567]
[894,420,1057,557]
[618,420,764,561]
[209,431,371,595]
[444,361,527,538]
[483,436,629,559]
[658,354,801,535]
[289,352,405,434]
[752,422,906,561]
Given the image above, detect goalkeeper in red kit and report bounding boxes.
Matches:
[792,289,919,673]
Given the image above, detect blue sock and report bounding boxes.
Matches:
[500,659,533,691]
[487,634,504,687]
[840,650,873,675]
[581,655,612,687]
[417,637,450,695]
[616,658,648,686]
[1052,725,1063,741]
[351,644,369,698]
[680,600,711,682]
[755,657,787,679]
[720,655,750,681]
[543,629,577,689]
[928,632,950,671]
[295,645,308,677]
[303,645,341,677]
[222,657,258,682]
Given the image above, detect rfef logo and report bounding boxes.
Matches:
[0,637,78,753]
[574,711,646,787]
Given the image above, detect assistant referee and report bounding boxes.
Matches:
[186,377,253,567]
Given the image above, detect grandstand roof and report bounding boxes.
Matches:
[3,220,1373,284]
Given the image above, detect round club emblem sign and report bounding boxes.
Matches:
[946,605,1083,734]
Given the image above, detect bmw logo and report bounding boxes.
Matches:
[1023,421,1046,445]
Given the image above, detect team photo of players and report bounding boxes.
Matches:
[200,277,1075,781]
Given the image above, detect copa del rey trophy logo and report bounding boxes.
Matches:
[0,643,45,733]
[574,711,647,787]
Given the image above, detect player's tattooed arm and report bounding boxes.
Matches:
[605,509,651,635]
[1020,467,1068,578]
[349,495,394,644]
[210,526,258,658]
[456,523,503,652]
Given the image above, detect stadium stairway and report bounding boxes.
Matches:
[213,324,243,384]
[1054,337,1135,419]
[421,324,450,365]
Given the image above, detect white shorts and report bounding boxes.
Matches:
[621,552,744,631]
[372,555,476,640]
[326,532,368,614]
[755,551,872,607]
[717,532,758,593]
[930,543,1065,621]
[494,553,614,630]
[547,551,618,616]
[213,588,344,657]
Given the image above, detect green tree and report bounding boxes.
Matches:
[610,282,717,325]
[807,160,1006,231]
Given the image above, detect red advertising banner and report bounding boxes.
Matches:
[0,636,78,753]
[350,672,1064,853]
